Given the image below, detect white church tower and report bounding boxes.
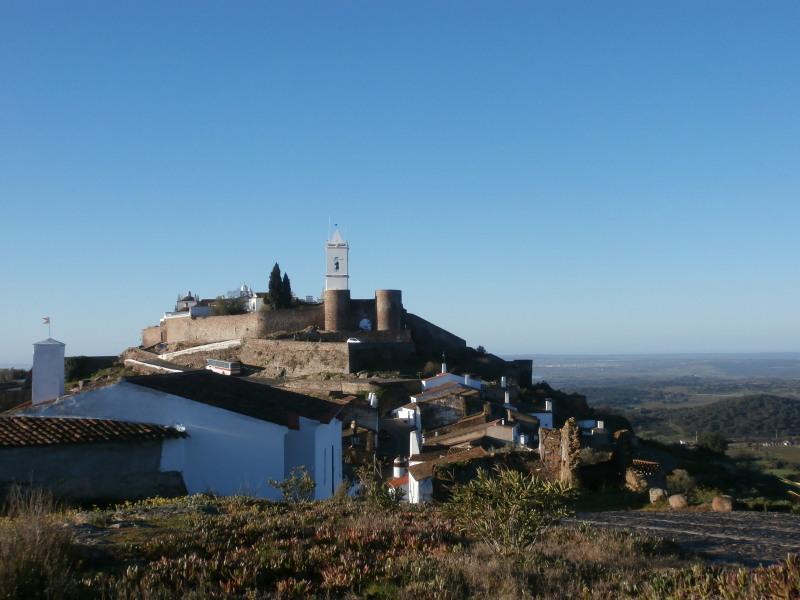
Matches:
[325,228,349,290]
[32,338,65,404]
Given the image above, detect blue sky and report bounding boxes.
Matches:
[1,2,799,366]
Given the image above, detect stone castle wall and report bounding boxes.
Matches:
[142,326,162,347]
[163,313,261,345]
[152,305,326,347]
[405,312,467,355]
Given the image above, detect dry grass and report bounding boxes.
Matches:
[0,486,76,599]
[0,492,796,598]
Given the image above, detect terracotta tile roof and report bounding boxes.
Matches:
[408,446,488,481]
[413,382,479,403]
[427,412,489,436]
[387,474,408,488]
[0,416,186,448]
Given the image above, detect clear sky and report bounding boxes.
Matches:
[1,2,799,367]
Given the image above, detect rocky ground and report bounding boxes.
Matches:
[576,510,800,567]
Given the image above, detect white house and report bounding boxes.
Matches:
[16,371,345,500]
[528,400,554,430]
[406,431,488,504]
[391,402,418,427]
[421,371,484,392]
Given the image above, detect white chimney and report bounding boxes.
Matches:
[441,361,447,374]
[32,338,65,404]
[464,374,470,386]
[597,420,605,430]
[545,400,553,412]
[393,457,407,478]
[501,376,507,388]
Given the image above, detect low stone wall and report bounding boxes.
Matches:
[241,339,350,377]
[0,388,29,412]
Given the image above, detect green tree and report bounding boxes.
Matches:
[213,296,246,316]
[268,263,283,309]
[697,431,729,455]
[281,272,293,308]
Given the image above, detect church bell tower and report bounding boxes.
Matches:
[325,228,349,290]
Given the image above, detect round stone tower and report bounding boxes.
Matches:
[375,289,403,331]
[324,289,351,331]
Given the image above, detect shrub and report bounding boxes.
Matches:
[354,458,402,510]
[697,431,729,454]
[269,466,316,503]
[445,467,574,552]
[212,296,247,316]
[667,469,696,495]
[0,486,76,599]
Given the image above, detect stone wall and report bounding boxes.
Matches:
[163,313,261,345]
[156,305,325,346]
[347,341,416,372]
[142,326,162,347]
[261,304,324,334]
[538,428,563,481]
[241,339,350,377]
[0,388,29,412]
[405,312,467,355]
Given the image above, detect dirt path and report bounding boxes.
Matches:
[576,511,800,566]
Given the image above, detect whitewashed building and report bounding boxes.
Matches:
[420,371,484,392]
[17,371,345,500]
[529,400,554,430]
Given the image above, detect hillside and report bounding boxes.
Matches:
[630,394,800,440]
[2,494,799,598]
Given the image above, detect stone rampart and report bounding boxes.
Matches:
[156,305,325,347]
[406,312,467,355]
[347,341,416,373]
[164,313,260,345]
[261,304,325,334]
[142,326,162,347]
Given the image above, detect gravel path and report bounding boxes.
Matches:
[576,511,800,566]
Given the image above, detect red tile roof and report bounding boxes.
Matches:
[387,474,408,488]
[0,416,186,448]
[408,446,489,480]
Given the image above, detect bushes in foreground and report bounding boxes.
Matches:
[0,486,75,599]
[0,487,798,598]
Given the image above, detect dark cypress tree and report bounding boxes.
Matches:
[268,263,283,309]
[281,273,293,308]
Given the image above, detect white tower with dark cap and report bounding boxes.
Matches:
[32,338,65,404]
[325,228,349,290]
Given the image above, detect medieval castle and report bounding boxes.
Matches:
[139,229,532,385]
